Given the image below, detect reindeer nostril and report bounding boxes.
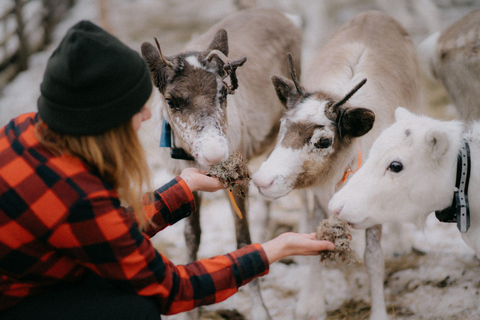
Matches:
[262,180,274,190]
[252,174,274,190]
[332,205,343,217]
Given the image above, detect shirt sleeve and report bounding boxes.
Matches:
[140,177,196,237]
[48,176,270,315]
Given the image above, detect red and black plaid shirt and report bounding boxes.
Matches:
[0,113,269,314]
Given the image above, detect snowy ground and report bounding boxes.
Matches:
[2,0,480,319]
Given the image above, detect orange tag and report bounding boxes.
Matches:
[228,189,243,219]
[338,149,362,186]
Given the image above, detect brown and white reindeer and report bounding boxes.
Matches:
[252,11,421,320]
[141,8,302,320]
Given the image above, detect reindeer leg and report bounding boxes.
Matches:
[231,186,251,248]
[295,193,328,320]
[365,224,389,320]
[259,197,273,243]
[184,191,203,320]
[229,185,272,320]
[184,191,202,262]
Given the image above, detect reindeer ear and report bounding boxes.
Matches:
[271,75,303,109]
[394,107,415,122]
[207,29,229,56]
[425,129,450,161]
[141,42,167,92]
[339,107,375,138]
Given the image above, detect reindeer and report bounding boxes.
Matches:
[252,11,421,320]
[141,8,302,320]
[418,9,480,121]
[329,106,480,259]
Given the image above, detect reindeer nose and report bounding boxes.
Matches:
[252,173,274,190]
[204,152,228,165]
[331,205,343,218]
[199,138,229,166]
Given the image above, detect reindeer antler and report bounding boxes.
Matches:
[287,53,304,96]
[206,49,247,94]
[206,49,229,63]
[223,57,246,92]
[331,78,367,110]
[154,37,174,68]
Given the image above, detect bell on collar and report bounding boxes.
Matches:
[159,118,172,148]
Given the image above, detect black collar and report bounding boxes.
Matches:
[435,139,471,233]
[159,119,195,161]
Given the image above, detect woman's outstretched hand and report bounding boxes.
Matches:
[180,168,226,193]
[261,232,335,264]
[180,169,335,264]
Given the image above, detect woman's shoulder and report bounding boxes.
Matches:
[1,112,113,199]
[1,112,37,140]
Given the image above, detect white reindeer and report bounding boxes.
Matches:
[252,11,421,320]
[329,106,480,257]
[418,9,480,120]
[141,7,302,320]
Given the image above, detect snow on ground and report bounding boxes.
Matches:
[1,1,480,319]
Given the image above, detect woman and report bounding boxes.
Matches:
[0,21,334,319]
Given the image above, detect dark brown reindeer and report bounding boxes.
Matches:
[252,11,421,320]
[141,8,302,320]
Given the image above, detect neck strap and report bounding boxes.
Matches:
[435,139,471,233]
[159,118,195,161]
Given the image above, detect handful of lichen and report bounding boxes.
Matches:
[206,151,251,198]
[315,217,358,265]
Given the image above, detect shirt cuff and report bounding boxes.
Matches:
[154,177,196,225]
[227,243,270,287]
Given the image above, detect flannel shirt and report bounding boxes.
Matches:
[0,113,269,314]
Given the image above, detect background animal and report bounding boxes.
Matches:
[141,7,302,320]
[418,9,480,121]
[252,11,421,320]
[329,106,480,258]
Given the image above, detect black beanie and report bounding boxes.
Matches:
[37,20,152,135]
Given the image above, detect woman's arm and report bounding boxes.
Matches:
[261,232,335,264]
[141,168,226,236]
[179,167,226,192]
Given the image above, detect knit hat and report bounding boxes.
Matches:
[37,20,152,135]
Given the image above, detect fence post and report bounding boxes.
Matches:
[42,0,55,46]
[13,0,29,72]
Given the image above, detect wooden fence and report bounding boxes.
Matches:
[0,0,75,89]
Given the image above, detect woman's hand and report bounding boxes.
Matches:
[261,232,335,264]
[180,168,226,192]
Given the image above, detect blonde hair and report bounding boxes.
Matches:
[35,114,152,230]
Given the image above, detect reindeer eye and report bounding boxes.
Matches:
[388,161,403,173]
[165,97,182,111]
[165,98,175,109]
[315,137,332,149]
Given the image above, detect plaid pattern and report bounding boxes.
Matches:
[0,113,269,314]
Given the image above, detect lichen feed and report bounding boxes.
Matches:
[315,217,358,264]
[207,152,251,198]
